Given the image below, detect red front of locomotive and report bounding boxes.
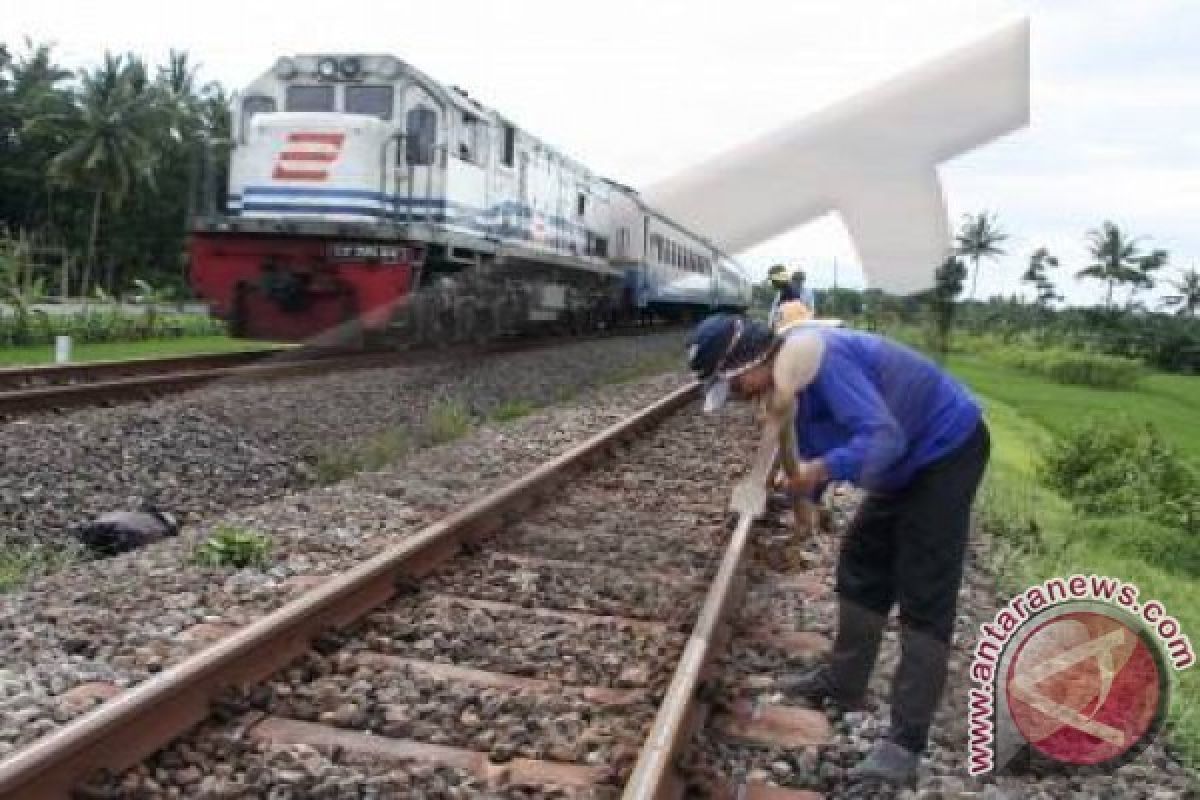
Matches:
[190,230,420,341]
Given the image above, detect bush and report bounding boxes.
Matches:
[1072,515,1200,578]
[193,526,272,569]
[1040,418,1199,530]
[996,347,1143,389]
[0,306,224,346]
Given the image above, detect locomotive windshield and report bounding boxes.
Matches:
[285,85,335,112]
[345,86,394,119]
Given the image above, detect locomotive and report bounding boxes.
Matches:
[189,53,752,343]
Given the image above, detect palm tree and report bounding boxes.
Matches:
[46,52,164,295]
[1126,248,1168,310]
[1022,247,1060,307]
[1077,221,1167,311]
[2,40,74,232]
[1162,268,1200,316]
[955,211,1008,301]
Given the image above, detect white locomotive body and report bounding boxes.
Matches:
[191,53,751,341]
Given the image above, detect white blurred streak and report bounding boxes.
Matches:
[645,20,1030,294]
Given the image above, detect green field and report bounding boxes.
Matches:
[952,354,1200,764]
[0,336,286,367]
[950,354,1200,463]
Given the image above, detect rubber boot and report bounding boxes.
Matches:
[847,740,919,788]
[826,598,887,706]
[888,624,950,755]
[776,598,885,710]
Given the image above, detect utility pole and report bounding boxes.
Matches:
[833,257,839,291]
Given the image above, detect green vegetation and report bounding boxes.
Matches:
[0,302,225,348]
[424,400,472,445]
[1040,421,1198,529]
[314,428,410,484]
[958,350,1200,764]
[1,42,230,296]
[0,538,83,592]
[994,346,1143,389]
[946,353,1200,462]
[976,397,1200,763]
[0,334,280,366]
[491,400,537,422]
[193,525,271,569]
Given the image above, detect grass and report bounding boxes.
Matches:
[967,373,1200,765]
[492,400,537,422]
[193,525,272,569]
[314,428,411,484]
[424,401,472,445]
[0,336,286,366]
[0,539,83,592]
[948,354,1200,465]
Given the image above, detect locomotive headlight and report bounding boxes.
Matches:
[340,57,363,80]
[317,57,339,81]
[378,56,402,80]
[273,57,298,80]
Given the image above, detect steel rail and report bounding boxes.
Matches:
[622,511,756,800]
[0,325,685,418]
[0,349,294,392]
[0,383,699,799]
[0,351,409,418]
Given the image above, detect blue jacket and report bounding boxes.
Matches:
[792,329,981,493]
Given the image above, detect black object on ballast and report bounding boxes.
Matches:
[74,510,180,556]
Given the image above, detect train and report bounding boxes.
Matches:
[189,53,753,343]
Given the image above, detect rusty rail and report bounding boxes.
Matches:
[622,511,757,800]
[0,349,293,392]
[0,350,406,418]
[0,383,699,799]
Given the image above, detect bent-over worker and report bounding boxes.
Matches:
[685,314,990,789]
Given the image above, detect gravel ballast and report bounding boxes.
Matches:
[0,337,693,759]
[0,333,686,553]
[75,383,756,796]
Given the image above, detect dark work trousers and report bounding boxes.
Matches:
[830,420,990,754]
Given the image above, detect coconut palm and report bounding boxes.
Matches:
[1126,247,1168,310]
[1077,221,1167,311]
[46,52,164,295]
[955,211,1008,301]
[1162,268,1200,316]
[1,40,74,232]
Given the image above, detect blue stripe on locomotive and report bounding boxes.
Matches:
[231,186,742,310]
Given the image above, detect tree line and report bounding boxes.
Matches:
[0,39,230,299]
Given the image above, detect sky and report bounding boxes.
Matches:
[6,0,1199,306]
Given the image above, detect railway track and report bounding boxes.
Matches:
[0,326,684,419]
[0,385,836,799]
[0,348,371,418]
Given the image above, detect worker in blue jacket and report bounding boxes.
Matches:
[686,313,990,790]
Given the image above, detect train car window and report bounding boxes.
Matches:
[457,113,487,165]
[501,124,516,167]
[345,85,393,119]
[405,107,437,166]
[577,193,586,217]
[241,95,276,138]
[285,85,335,112]
[594,237,608,257]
